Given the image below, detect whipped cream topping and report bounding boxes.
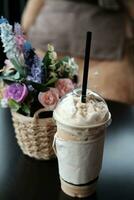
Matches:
[53,89,110,127]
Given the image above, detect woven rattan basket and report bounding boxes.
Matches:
[11,108,57,160]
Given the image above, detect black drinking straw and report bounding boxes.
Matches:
[81,31,92,103]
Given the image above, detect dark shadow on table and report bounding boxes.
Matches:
[10,155,60,200]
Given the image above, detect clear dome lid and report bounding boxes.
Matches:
[53,88,111,128]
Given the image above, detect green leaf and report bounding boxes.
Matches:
[60,56,70,63]
[42,45,57,67]
[3,69,16,76]
[44,77,58,87]
[21,103,31,116]
[42,52,52,67]
[0,73,21,82]
[48,64,56,71]
[0,75,15,82]
[27,77,58,91]
[10,58,26,77]
[12,72,20,80]
[26,81,49,92]
[8,99,21,111]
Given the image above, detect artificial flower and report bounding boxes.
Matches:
[0,18,79,116]
[4,83,28,103]
[14,23,26,51]
[23,41,43,84]
[3,59,16,75]
[0,21,20,60]
[38,88,59,110]
[55,78,74,97]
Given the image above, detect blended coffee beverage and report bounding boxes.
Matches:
[53,88,111,198]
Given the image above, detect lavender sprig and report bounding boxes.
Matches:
[14,23,26,51]
[0,22,20,60]
[23,41,44,85]
[14,23,23,36]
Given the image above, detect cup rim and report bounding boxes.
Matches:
[53,88,112,129]
[53,111,112,129]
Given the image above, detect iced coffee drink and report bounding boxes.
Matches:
[53,88,111,198]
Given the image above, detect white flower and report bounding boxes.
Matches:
[47,44,57,61]
[0,22,20,60]
[0,98,8,108]
[68,57,79,76]
[48,44,54,51]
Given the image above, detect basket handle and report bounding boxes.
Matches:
[52,135,57,155]
[34,107,53,119]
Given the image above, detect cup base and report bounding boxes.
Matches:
[60,178,97,198]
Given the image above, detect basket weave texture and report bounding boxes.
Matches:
[11,109,57,160]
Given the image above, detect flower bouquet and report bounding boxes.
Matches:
[0,18,78,159]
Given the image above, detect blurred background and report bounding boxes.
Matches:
[0,0,134,104]
[0,0,27,65]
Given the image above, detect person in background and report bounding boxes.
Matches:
[21,0,134,104]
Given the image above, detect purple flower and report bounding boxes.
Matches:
[14,23,26,51]
[4,83,28,103]
[14,23,23,36]
[23,41,42,81]
[25,54,43,84]
[31,56,42,83]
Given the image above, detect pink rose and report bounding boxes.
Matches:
[38,88,59,110]
[55,78,74,97]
